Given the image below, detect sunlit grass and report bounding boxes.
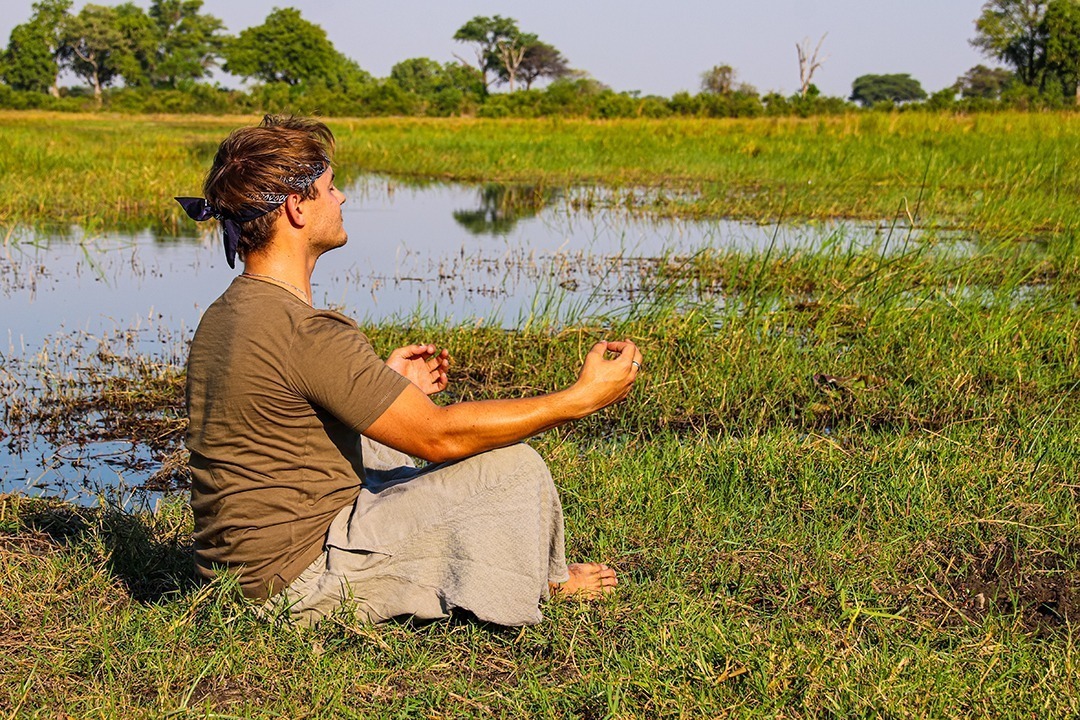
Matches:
[3,235,1078,716]
[3,110,1080,238]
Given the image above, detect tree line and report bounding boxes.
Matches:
[849,0,1080,109]
[2,0,1079,117]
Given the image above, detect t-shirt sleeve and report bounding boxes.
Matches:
[287,313,410,433]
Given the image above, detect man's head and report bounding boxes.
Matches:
[203,115,337,261]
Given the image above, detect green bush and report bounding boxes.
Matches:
[0,84,87,111]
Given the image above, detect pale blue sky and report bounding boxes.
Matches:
[2,1,991,97]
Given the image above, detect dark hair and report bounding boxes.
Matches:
[203,115,336,259]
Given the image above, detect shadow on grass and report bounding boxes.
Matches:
[12,498,196,603]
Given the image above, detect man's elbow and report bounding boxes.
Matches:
[413,434,472,464]
[378,404,479,464]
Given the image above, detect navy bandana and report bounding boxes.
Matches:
[174,157,330,268]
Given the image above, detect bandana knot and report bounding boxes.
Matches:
[174,197,278,268]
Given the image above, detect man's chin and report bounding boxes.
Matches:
[313,234,348,258]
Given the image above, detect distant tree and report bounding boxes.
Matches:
[57,5,117,101]
[330,55,374,92]
[516,40,570,90]
[453,16,566,92]
[390,57,446,96]
[224,7,368,87]
[390,56,483,109]
[700,64,736,94]
[1043,0,1080,100]
[955,64,1015,97]
[453,15,519,90]
[59,3,156,102]
[850,73,928,106]
[972,0,1049,87]
[925,86,959,109]
[494,31,536,92]
[147,0,226,87]
[442,61,486,98]
[796,34,828,98]
[111,2,158,86]
[3,23,57,93]
[2,0,72,95]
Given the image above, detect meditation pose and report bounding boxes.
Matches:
[178,115,642,626]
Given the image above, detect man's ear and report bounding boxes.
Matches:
[283,193,306,227]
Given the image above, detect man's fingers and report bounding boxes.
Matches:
[603,340,638,357]
[392,343,431,360]
[587,341,609,357]
[425,351,452,372]
[585,340,644,376]
[605,341,641,374]
[590,340,638,356]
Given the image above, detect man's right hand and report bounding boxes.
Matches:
[569,340,643,416]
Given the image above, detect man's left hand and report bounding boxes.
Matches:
[386,344,451,395]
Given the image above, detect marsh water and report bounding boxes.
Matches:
[1,177,953,504]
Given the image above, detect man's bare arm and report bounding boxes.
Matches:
[364,341,642,463]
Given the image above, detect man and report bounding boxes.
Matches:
[179,115,642,627]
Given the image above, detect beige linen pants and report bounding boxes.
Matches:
[263,439,570,627]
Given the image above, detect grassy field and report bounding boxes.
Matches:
[4,233,1080,716]
[1,111,1079,717]
[2,110,1080,237]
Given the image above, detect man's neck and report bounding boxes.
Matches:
[242,252,316,306]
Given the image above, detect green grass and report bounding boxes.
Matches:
[2,111,1080,238]
[3,236,1078,717]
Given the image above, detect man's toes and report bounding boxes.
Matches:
[556,563,619,597]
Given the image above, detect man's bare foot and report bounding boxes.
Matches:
[549,563,617,599]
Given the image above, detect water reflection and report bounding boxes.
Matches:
[452,184,561,236]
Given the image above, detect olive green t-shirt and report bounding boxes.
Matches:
[186,276,409,599]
